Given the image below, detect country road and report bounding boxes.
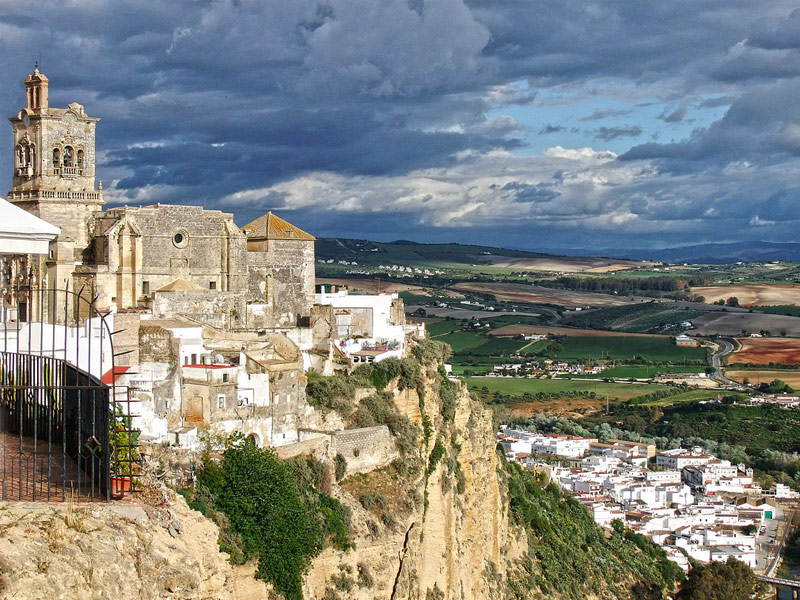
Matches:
[710,338,741,388]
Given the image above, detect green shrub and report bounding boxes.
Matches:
[359,490,387,511]
[427,438,445,475]
[193,442,354,600]
[305,372,356,412]
[334,453,347,482]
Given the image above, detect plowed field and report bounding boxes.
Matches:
[730,337,800,365]
[451,282,633,308]
[692,285,800,306]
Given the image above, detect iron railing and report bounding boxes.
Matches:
[0,283,138,501]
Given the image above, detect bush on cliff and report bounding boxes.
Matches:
[193,440,352,600]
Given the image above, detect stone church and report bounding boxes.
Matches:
[7,68,316,332]
[4,69,411,448]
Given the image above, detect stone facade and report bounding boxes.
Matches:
[6,70,315,333]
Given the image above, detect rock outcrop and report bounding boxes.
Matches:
[0,483,269,600]
[303,366,523,600]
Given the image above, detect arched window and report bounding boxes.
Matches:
[52,148,60,166]
[27,144,35,168]
[63,146,73,167]
[16,145,24,167]
[77,149,84,169]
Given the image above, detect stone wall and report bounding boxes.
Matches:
[331,425,397,475]
[246,239,315,327]
[152,289,246,330]
[87,204,247,311]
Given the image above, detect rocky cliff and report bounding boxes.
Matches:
[0,346,679,600]
[304,364,522,600]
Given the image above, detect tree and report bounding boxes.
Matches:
[726,296,740,307]
[676,558,767,600]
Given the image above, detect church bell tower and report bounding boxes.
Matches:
[7,68,103,255]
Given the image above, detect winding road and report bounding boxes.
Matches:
[710,337,742,388]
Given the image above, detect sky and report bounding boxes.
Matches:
[2,0,800,252]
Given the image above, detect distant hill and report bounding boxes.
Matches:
[556,241,800,264]
[317,238,800,268]
[314,238,648,273]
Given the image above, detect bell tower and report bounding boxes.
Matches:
[7,68,103,256]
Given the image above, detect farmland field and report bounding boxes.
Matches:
[316,277,424,294]
[726,370,800,387]
[556,336,707,363]
[561,303,705,333]
[692,284,800,306]
[463,377,667,401]
[451,282,635,308]
[478,255,653,273]
[730,337,800,365]
[489,325,659,338]
[688,311,800,337]
[583,365,706,379]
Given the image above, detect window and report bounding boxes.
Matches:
[76,149,83,168]
[222,373,229,383]
[191,353,197,364]
[209,281,216,290]
[63,146,73,167]
[217,394,225,409]
[274,394,280,404]
[53,148,60,166]
[142,281,150,295]
[172,229,189,248]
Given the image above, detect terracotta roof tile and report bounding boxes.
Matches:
[241,211,315,241]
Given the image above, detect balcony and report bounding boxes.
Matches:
[55,166,83,178]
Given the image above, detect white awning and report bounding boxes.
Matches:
[0,197,60,255]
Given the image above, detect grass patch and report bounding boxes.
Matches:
[555,335,707,363]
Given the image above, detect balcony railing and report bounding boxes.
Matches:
[53,166,83,177]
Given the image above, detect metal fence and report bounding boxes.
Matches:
[0,283,137,501]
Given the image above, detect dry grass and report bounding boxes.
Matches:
[478,255,654,273]
[451,282,633,308]
[692,285,800,306]
[726,370,800,387]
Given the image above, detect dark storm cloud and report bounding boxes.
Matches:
[1,0,800,250]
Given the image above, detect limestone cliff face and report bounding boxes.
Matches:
[0,481,269,600]
[0,367,522,600]
[304,368,524,600]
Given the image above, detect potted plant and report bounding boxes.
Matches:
[109,401,140,499]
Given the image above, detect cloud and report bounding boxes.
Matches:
[539,124,566,134]
[2,0,800,251]
[579,108,633,121]
[593,126,643,141]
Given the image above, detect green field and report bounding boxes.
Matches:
[436,330,491,353]
[463,377,668,401]
[555,336,707,363]
[584,365,706,379]
[425,319,466,336]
